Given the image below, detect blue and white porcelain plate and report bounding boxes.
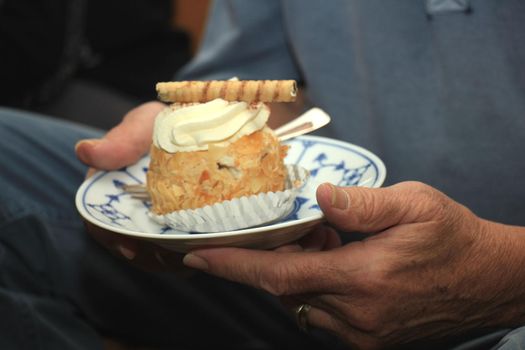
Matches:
[75,135,386,253]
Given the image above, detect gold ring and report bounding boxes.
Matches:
[294,304,311,332]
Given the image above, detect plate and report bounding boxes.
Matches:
[75,135,386,253]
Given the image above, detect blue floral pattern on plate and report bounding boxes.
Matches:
[75,135,386,252]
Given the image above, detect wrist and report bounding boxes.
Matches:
[472,220,525,328]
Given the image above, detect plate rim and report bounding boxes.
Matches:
[75,135,386,240]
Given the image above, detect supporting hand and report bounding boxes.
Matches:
[75,102,190,272]
[182,181,525,348]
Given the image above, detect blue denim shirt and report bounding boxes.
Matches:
[179,0,525,225]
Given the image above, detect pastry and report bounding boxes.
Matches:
[147,80,297,215]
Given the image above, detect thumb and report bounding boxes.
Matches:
[316,182,446,233]
[75,101,165,170]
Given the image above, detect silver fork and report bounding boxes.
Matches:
[122,107,330,200]
[121,183,152,200]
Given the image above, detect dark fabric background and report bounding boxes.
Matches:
[0,0,190,107]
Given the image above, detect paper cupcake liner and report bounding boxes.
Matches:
[149,164,309,233]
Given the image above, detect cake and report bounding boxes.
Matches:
[146,80,297,216]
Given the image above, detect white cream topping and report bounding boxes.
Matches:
[153,98,270,152]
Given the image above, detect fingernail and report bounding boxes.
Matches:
[183,253,209,270]
[330,184,350,210]
[117,245,136,260]
[75,139,101,164]
[74,139,99,152]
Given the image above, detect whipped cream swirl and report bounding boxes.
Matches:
[153,98,270,152]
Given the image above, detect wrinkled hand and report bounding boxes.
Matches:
[182,182,525,348]
[75,101,189,271]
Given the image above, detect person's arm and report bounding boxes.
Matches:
[182,182,525,348]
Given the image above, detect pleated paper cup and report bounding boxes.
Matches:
[148,165,309,233]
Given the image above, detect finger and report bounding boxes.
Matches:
[114,236,192,273]
[274,222,340,253]
[316,181,449,233]
[323,226,343,249]
[284,291,378,348]
[85,221,123,257]
[273,226,332,253]
[295,301,378,349]
[76,101,165,170]
[298,225,342,252]
[300,304,342,335]
[274,244,304,253]
[183,247,342,296]
[86,221,192,274]
[115,238,139,260]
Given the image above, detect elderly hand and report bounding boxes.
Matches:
[182,182,525,348]
[75,101,190,271]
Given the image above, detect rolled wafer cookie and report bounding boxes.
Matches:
[156,80,297,103]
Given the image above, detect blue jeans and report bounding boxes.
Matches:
[0,107,522,349]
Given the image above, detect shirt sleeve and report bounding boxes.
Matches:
[176,0,302,83]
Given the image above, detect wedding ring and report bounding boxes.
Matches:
[294,304,311,332]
